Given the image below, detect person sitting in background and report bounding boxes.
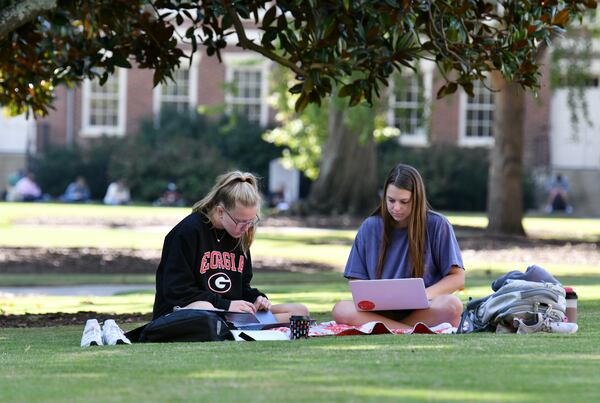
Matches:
[4,169,24,201]
[545,173,573,214]
[154,182,185,207]
[13,172,42,202]
[61,176,91,202]
[103,180,130,205]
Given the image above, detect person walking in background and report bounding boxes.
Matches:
[13,172,43,202]
[332,163,465,329]
[61,176,91,202]
[545,173,573,213]
[103,180,130,205]
[152,170,308,321]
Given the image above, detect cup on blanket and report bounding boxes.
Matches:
[289,315,311,339]
[564,287,578,323]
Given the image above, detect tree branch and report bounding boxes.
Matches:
[224,3,307,78]
[0,0,57,42]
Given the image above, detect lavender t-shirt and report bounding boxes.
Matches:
[344,211,464,287]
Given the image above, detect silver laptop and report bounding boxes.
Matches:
[349,278,430,311]
[223,310,289,330]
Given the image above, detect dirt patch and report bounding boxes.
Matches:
[0,247,160,274]
[0,247,337,275]
[14,214,365,229]
[0,311,152,328]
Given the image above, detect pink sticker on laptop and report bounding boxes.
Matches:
[357,300,375,311]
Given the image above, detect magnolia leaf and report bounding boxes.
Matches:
[263,5,277,28]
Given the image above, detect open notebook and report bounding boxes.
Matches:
[349,278,430,311]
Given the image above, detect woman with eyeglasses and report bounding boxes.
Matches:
[331,164,465,329]
[152,170,309,321]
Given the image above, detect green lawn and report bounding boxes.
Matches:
[0,202,186,226]
[442,211,600,241]
[1,300,600,402]
[1,202,600,402]
[2,203,600,246]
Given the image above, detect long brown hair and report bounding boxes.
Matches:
[373,164,430,279]
[192,171,262,255]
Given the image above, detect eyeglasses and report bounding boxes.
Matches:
[222,206,260,229]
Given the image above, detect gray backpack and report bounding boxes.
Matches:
[459,280,566,333]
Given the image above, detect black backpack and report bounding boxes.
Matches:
[126,309,234,343]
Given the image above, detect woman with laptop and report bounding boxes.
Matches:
[332,164,465,329]
[152,170,309,322]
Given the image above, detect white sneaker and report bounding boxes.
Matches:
[515,314,578,334]
[548,321,578,334]
[102,319,131,345]
[81,319,103,347]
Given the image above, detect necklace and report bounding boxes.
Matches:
[214,229,226,243]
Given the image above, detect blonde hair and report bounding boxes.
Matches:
[192,171,262,254]
[372,164,430,279]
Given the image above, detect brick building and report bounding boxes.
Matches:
[2,46,599,214]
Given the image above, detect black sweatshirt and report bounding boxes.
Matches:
[152,212,266,319]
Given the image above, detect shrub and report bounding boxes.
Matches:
[378,142,536,212]
[377,142,490,211]
[204,114,280,184]
[31,147,84,197]
[108,109,280,202]
[31,110,280,203]
[31,137,121,199]
[80,137,122,199]
[109,135,230,202]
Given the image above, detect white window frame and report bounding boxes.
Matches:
[458,79,495,147]
[223,52,271,126]
[81,69,127,137]
[387,61,433,147]
[152,56,200,119]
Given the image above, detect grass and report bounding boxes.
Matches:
[2,202,600,247]
[1,300,600,402]
[0,274,155,287]
[0,202,186,226]
[1,202,600,401]
[2,271,599,318]
[0,272,348,315]
[442,211,600,241]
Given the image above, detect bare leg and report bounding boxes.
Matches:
[271,303,310,322]
[331,300,412,329]
[332,295,463,329]
[182,301,216,310]
[401,295,463,327]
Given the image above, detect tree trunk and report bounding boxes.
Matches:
[486,71,526,235]
[307,103,378,215]
[0,0,56,42]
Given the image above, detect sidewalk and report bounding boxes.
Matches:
[0,284,154,297]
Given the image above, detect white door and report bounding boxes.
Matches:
[550,82,600,170]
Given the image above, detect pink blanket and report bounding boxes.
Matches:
[272,321,456,338]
